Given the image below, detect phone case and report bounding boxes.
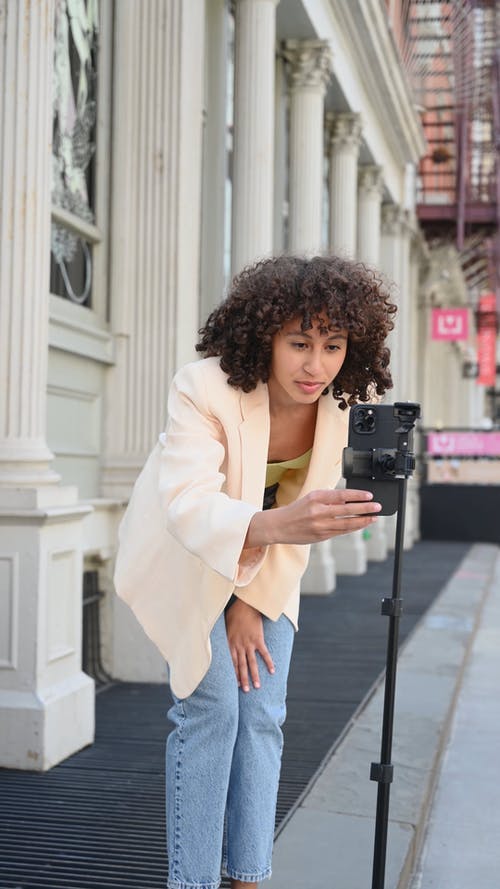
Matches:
[343,404,414,515]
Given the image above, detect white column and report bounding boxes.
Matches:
[381,203,414,406]
[231,0,279,275]
[200,0,228,319]
[398,215,413,400]
[404,238,422,547]
[357,165,384,266]
[380,204,402,550]
[380,204,405,402]
[99,1,206,683]
[356,165,388,560]
[284,40,332,254]
[102,0,206,499]
[393,212,417,549]
[328,114,366,574]
[380,203,419,549]
[277,40,335,594]
[274,54,287,253]
[0,1,58,487]
[0,0,94,769]
[328,112,362,257]
[408,238,421,404]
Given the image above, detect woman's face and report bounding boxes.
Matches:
[268,316,348,408]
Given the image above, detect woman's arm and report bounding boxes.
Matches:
[229,488,380,692]
[159,365,267,583]
[244,487,381,548]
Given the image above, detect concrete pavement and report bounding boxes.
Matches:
[409,544,500,889]
[268,543,500,889]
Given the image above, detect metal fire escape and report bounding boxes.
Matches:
[399,0,500,303]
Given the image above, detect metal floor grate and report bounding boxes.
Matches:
[0,541,469,889]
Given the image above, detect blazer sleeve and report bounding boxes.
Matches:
[158,364,268,585]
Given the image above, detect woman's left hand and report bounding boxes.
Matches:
[225,599,275,692]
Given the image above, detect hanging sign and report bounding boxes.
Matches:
[431,308,469,341]
[427,431,500,457]
[477,293,497,386]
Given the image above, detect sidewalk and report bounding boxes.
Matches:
[409,544,500,889]
[267,543,500,889]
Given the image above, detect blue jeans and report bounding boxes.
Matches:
[166,610,295,888]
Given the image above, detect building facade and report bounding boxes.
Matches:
[0,0,494,769]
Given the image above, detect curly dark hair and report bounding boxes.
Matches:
[196,254,397,408]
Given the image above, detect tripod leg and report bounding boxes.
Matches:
[371,478,408,889]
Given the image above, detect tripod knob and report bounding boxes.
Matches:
[379,453,396,474]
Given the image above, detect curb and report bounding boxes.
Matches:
[268,543,499,889]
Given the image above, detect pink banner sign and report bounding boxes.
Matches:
[431,308,469,341]
[427,431,500,457]
[477,292,497,386]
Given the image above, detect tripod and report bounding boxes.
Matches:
[370,474,410,889]
[343,401,421,889]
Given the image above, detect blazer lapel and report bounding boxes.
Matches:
[300,394,349,496]
[238,384,348,508]
[238,382,270,507]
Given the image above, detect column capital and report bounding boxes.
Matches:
[231,0,279,10]
[283,39,333,93]
[358,164,384,197]
[381,203,406,235]
[327,112,362,151]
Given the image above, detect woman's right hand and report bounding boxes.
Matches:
[244,488,381,548]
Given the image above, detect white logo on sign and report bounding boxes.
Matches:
[437,314,464,337]
[436,434,453,453]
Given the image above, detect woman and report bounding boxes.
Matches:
[114,254,396,889]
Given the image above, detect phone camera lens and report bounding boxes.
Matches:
[354,407,376,434]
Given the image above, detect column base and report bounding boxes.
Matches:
[384,510,415,551]
[385,513,397,550]
[0,484,93,770]
[0,671,94,770]
[365,516,389,561]
[404,498,417,549]
[301,541,336,594]
[0,440,60,486]
[100,456,145,500]
[331,530,367,575]
[405,484,420,547]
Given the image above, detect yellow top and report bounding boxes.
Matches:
[265,448,313,487]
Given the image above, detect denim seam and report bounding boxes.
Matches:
[167,880,220,889]
[221,808,229,873]
[224,865,272,882]
[171,700,186,883]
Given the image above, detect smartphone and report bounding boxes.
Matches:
[342,403,418,515]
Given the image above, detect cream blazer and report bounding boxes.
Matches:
[114,357,349,698]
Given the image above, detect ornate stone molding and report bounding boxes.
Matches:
[358,164,384,197]
[283,39,333,255]
[230,0,279,14]
[381,203,406,236]
[328,111,362,150]
[327,111,362,256]
[357,166,383,266]
[283,40,333,93]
